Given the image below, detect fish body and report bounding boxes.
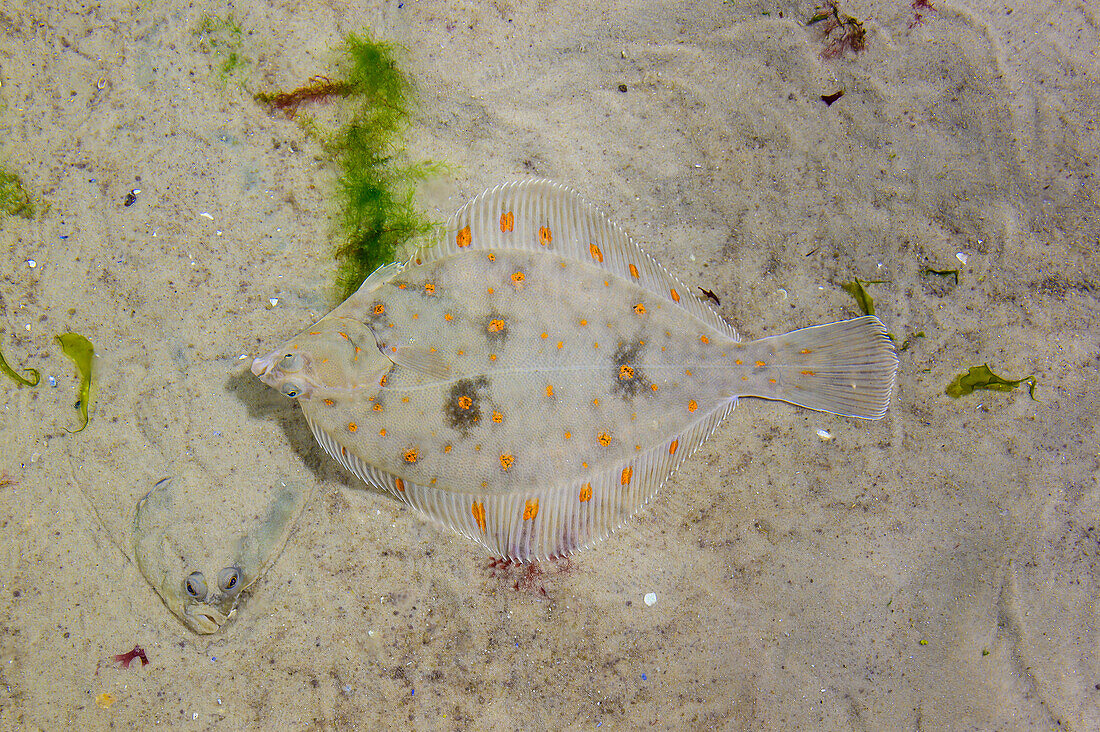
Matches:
[253,180,898,560]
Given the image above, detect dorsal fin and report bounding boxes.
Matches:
[413,180,737,340]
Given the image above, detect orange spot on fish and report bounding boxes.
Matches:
[629,263,640,278]
[538,226,552,246]
[688,400,698,412]
[373,404,383,412]
[458,395,472,410]
[404,448,419,464]
[487,252,496,262]
[593,398,600,406]
[579,483,592,502]
[488,318,505,333]
[395,478,405,492]
[619,365,634,380]
[424,283,436,295]
[670,288,680,302]
[523,498,539,519]
[557,341,564,349]
[598,431,612,447]
[580,319,588,326]
[800,348,812,354]
[374,303,385,315]
[511,271,525,287]
[755,361,766,367]
[669,439,679,454]
[769,378,777,384]
[379,428,387,436]
[444,444,452,453]
[734,359,743,365]
[347,422,358,432]
[650,383,659,392]
[472,501,486,532]
[489,353,497,361]
[590,243,604,262]
[621,467,632,485]
[700,335,709,344]
[801,370,815,376]
[401,396,410,403]
[492,410,503,423]
[457,225,472,247]
[445,313,454,321]
[323,398,334,406]
[633,303,646,315]
[545,384,554,397]
[541,332,549,339]
[487,287,495,294]
[500,211,514,232]
[500,453,515,471]
[564,431,572,439]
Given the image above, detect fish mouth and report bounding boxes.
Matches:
[184,604,230,634]
[251,351,279,381]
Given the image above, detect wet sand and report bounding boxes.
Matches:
[1,0,1097,728]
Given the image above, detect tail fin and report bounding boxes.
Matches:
[741,316,898,419]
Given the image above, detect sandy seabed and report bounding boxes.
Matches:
[1,0,1098,728]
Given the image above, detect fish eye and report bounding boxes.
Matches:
[280,381,304,398]
[279,353,304,372]
[185,571,207,600]
[218,567,242,596]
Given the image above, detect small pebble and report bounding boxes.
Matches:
[816,428,832,441]
[644,592,657,606]
[26,260,35,268]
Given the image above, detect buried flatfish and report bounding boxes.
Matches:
[71,353,307,634]
[253,180,898,560]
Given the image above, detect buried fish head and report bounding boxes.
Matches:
[133,470,305,634]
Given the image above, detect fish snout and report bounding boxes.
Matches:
[185,604,230,634]
[251,351,279,380]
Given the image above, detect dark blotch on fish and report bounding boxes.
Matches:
[444,376,489,436]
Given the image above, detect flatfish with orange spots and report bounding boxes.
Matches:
[252,180,898,561]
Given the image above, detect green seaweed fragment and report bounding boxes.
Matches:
[192,14,251,85]
[945,364,1037,401]
[0,168,38,219]
[898,331,925,352]
[254,32,443,303]
[0,344,39,386]
[841,278,889,316]
[56,333,95,432]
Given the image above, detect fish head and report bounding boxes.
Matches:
[133,470,306,635]
[252,315,392,400]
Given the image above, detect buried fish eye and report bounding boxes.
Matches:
[280,381,303,398]
[218,567,242,596]
[185,571,207,600]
